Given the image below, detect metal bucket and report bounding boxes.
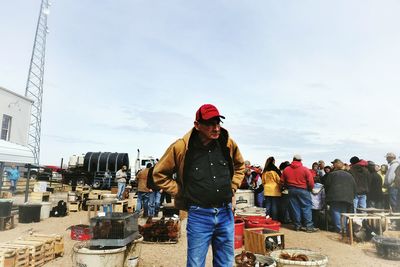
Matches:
[73,242,126,267]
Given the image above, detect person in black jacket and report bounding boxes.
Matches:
[349,156,370,212]
[325,159,357,232]
[367,161,384,209]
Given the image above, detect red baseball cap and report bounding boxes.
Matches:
[195,104,225,121]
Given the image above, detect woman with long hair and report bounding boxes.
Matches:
[261,157,282,220]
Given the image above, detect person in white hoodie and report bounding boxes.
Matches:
[384,153,400,214]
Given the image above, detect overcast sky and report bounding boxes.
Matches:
[1,0,399,168]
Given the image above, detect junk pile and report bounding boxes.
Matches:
[139,216,180,243]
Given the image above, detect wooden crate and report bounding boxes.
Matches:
[127,198,136,208]
[0,192,12,199]
[244,228,285,255]
[29,192,50,202]
[30,234,64,257]
[0,216,15,231]
[9,241,44,267]
[0,245,29,267]
[88,190,102,200]
[114,200,128,213]
[0,247,16,267]
[18,237,54,263]
[68,201,80,212]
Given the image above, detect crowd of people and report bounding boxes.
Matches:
[240,152,400,233]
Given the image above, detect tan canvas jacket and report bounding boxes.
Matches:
[153,127,245,210]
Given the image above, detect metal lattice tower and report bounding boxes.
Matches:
[25,0,51,165]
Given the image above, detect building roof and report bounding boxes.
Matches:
[0,86,34,103]
[0,140,34,164]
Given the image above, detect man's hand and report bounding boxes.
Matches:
[231,194,236,212]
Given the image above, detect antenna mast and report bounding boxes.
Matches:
[25,0,51,165]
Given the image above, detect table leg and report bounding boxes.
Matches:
[349,218,353,245]
[87,207,91,222]
[341,214,344,239]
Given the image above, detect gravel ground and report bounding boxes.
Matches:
[1,192,398,267]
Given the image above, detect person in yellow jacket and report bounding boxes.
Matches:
[153,104,245,267]
[261,156,282,220]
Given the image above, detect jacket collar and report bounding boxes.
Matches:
[182,127,229,151]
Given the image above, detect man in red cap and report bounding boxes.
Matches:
[153,104,245,267]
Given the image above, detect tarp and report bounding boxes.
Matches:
[0,140,34,164]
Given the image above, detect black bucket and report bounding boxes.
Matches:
[0,199,13,217]
[372,235,400,260]
[18,204,42,223]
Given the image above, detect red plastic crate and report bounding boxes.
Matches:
[70,224,92,241]
[242,216,281,231]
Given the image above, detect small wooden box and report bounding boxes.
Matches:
[88,190,102,200]
[127,198,136,208]
[114,200,128,213]
[244,228,285,255]
[110,187,118,194]
[0,215,15,231]
[30,192,50,202]
[0,192,12,199]
[68,201,80,212]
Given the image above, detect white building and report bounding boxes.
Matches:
[0,86,34,164]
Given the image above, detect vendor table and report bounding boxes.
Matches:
[340,213,383,245]
[372,212,400,231]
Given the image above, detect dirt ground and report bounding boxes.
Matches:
[1,192,398,267]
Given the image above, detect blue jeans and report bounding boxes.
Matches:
[148,191,161,217]
[389,187,399,212]
[117,182,126,200]
[10,179,17,193]
[353,194,367,213]
[264,196,279,220]
[288,187,314,228]
[330,201,351,232]
[135,192,150,215]
[255,191,264,207]
[187,204,234,267]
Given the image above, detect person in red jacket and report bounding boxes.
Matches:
[281,154,319,233]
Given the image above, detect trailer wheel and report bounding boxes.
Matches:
[93,181,101,189]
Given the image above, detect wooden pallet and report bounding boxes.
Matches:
[10,241,45,267]
[30,234,64,257]
[0,245,29,267]
[0,247,16,267]
[0,216,15,231]
[18,237,54,263]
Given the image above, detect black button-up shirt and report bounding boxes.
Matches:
[184,137,232,206]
